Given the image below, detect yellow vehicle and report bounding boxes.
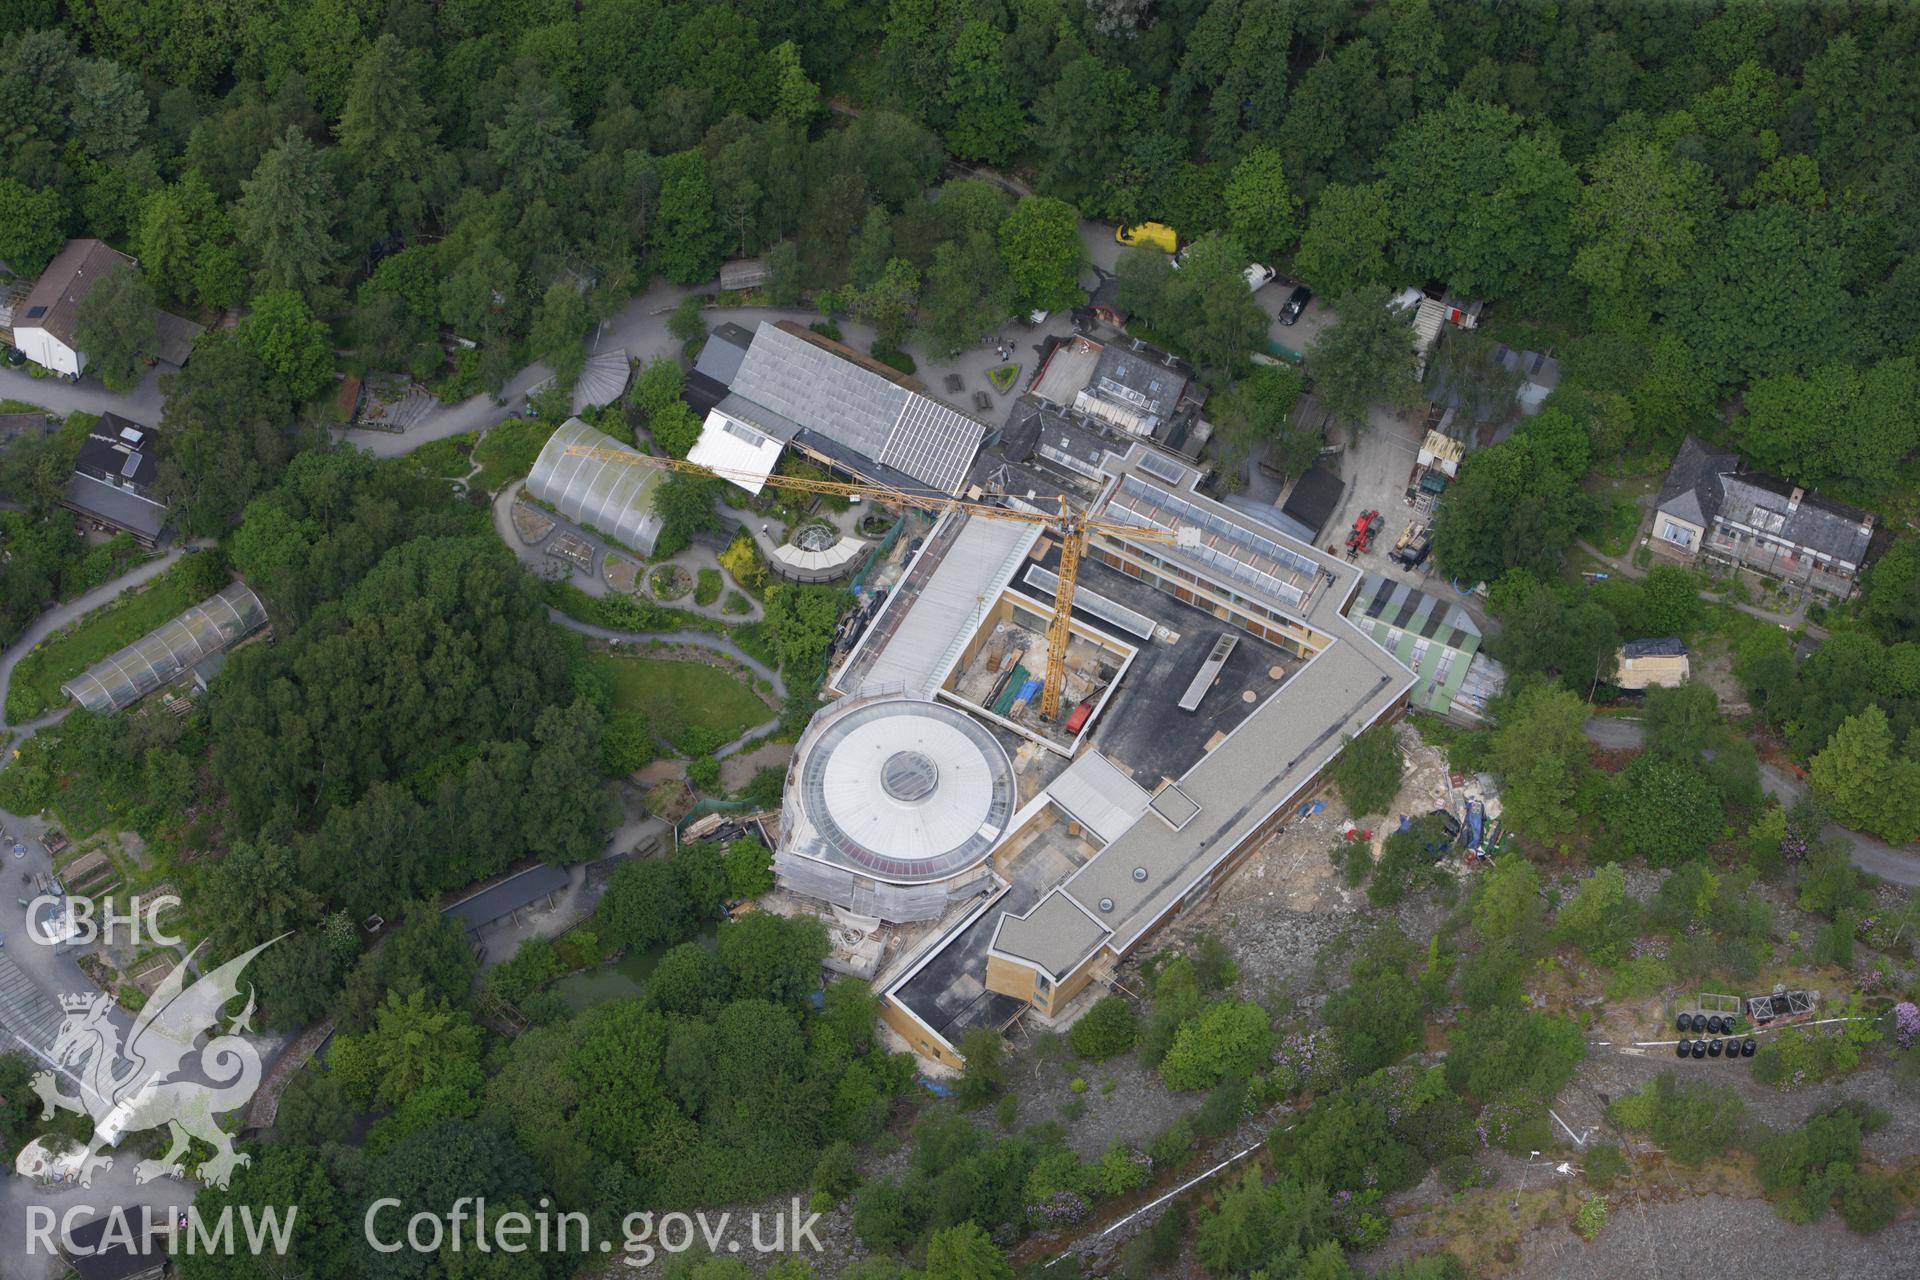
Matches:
[1114,221,1179,253]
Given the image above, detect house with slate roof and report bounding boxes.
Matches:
[1652,436,1876,600]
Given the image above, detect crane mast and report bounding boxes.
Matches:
[560,443,1194,719]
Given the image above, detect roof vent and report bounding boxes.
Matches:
[1098,897,1114,913]
[1131,867,1147,882]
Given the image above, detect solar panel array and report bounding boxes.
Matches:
[1134,450,1188,485]
[1021,565,1157,639]
[1105,474,1319,611]
[879,395,985,495]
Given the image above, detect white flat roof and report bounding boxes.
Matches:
[846,514,1041,699]
[688,409,784,495]
[1046,750,1152,845]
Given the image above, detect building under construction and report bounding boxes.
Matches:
[772,441,1419,1068]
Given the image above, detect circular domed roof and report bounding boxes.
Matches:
[796,698,1017,881]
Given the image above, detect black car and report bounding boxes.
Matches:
[1278,285,1311,325]
[2,346,24,367]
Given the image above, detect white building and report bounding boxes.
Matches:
[9,239,135,378]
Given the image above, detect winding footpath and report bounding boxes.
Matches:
[1582,717,1920,887]
[0,544,201,742]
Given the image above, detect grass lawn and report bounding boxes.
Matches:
[588,653,771,746]
[472,418,561,495]
[6,565,203,722]
[1581,469,1660,558]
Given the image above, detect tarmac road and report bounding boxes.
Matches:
[1582,717,1920,886]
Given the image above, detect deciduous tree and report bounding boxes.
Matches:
[236,288,333,401]
[1293,181,1391,300]
[1222,147,1300,264]
[653,148,728,286]
[1307,285,1420,426]
[0,179,67,278]
[998,196,1085,315]
[72,262,156,391]
[530,281,591,388]
[1489,684,1591,847]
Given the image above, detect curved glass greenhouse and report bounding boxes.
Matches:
[63,581,268,714]
[524,418,664,555]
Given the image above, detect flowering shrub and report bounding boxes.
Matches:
[1894,1001,1920,1051]
[1272,1028,1342,1095]
[1025,1190,1089,1229]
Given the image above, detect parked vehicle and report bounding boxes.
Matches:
[1278,285,1311,325]
[1391,533,1431,569]
[1172,251,1274,294]
[1115,222,1180,253]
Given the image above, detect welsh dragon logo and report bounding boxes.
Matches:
[31,937,281,1190]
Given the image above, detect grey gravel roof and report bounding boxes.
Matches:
[996,445,1415,964]
[991,889,1110,980]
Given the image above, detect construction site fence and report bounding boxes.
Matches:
[848,514,910,593]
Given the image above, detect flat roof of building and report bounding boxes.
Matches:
[1002,445,1415,963]
[991,887,1110,981]
[1021,545,1296,787]
[833,512,1041,699]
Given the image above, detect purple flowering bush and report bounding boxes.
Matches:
[1894,1001,1919,1051]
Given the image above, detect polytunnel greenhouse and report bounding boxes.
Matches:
[62,581,268,714]
[524,418,665,555]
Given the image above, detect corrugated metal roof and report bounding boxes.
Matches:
[848,514,1040,698]
[726,323,982,493]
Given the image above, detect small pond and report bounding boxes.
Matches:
[553,925,716,1011]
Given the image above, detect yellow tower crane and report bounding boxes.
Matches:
[561,443,1198,719]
